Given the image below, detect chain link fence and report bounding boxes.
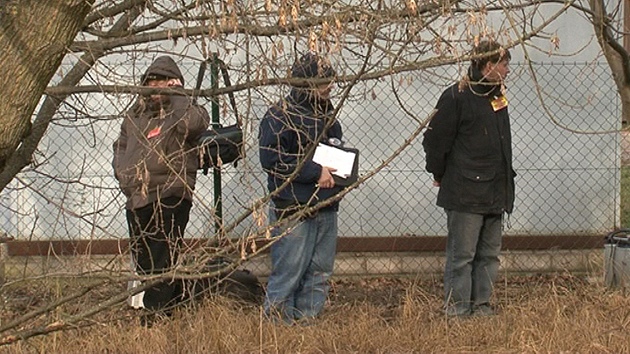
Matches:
[0,59,620,277]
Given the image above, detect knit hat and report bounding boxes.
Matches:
[291,52,336,80]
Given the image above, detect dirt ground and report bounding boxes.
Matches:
[1,272,622,354]
[328,272,590,318]
[0,272,587,323]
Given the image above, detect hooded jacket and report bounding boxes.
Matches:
[113,56,210,210]
[259,88,343,211]
[422,66,515,214]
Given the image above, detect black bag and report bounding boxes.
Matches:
[198,124,243,174]
[194,56,244,175]
[181,257,264,305]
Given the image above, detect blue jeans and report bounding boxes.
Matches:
[264,207,338,324]
[444,210,502,315]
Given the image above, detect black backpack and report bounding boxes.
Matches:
[181,257,264,305]
[194,56,244,175]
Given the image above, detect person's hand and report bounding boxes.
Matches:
[166,78,183,87]
[317,167,336,189]
[433,180,441,187]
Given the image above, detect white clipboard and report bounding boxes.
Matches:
[312,143,359,186]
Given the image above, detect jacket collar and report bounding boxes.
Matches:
[466,66,503,97]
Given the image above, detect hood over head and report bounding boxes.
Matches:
[290,52,336,81]
[141,56,185,85]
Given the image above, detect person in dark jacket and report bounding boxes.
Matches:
[422,40,515,317]
[259,52,343,324]
[113,56,210,320]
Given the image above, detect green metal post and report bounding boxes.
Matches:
[210,53,223,232]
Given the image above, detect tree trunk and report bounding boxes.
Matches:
[589,0,630,125]
[0,0,93,170]
[601,45,630,125]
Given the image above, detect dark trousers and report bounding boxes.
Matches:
[126,197,192,311]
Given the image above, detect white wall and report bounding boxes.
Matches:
[0,4,622,240]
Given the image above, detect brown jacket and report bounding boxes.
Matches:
[113,56,210,210]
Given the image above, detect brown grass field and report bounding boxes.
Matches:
[0,128,627,353]
[1,273,630,353]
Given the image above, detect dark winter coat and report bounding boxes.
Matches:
[113,56,210,210]
[422,66,516,215]
[259,88,343,211]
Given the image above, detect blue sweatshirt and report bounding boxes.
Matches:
[259,88,343,209]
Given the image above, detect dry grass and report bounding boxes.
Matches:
[2,274,630,353]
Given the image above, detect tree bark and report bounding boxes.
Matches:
[588,0,630,124]
[0,0,94,170]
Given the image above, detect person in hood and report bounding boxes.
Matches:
[259,51,343,324]
[113,56,210,322]
[422,40,515,317]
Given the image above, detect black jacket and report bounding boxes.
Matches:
[422,67,515,214]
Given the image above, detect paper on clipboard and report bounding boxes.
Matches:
[312,143,356,178]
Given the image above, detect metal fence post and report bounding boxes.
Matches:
[209,53,223,232]
[0,232,12,285]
